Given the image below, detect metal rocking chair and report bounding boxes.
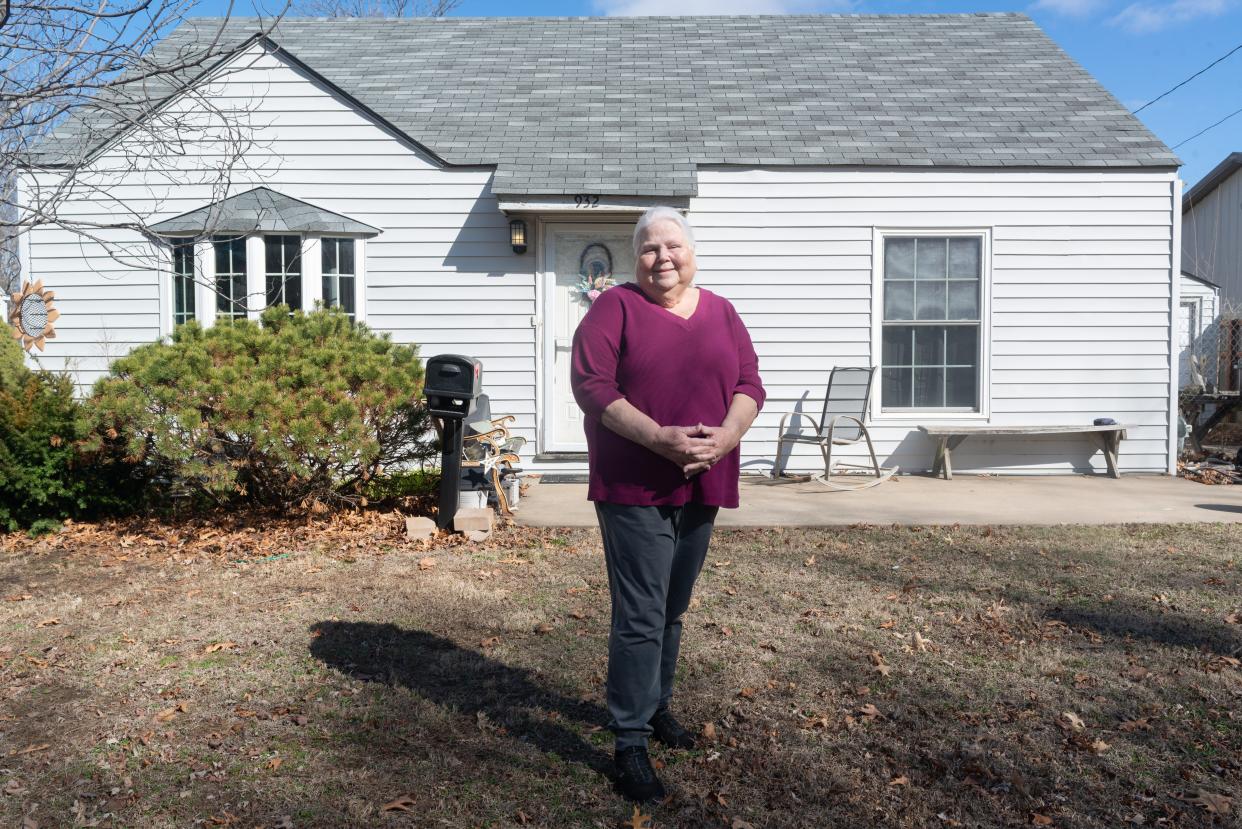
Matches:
[770,366,897,490]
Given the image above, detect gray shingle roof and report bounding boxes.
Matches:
[148,186,381,235]
[34,14,1179,197]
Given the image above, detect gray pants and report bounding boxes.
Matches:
[595,501,719,750]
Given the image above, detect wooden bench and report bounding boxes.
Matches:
[917,424,1128,480]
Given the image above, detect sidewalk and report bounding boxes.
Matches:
[514,474,1242,527]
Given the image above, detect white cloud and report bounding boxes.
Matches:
[1110,0,1231,32]
[596,0,854,15]
[1029,0,1111,16]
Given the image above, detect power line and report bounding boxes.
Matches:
[1132,40,1242,114]
[1172,103,1242,149]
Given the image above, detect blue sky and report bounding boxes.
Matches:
[207,0,1242,188]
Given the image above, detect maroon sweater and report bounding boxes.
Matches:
[571,283,766,508]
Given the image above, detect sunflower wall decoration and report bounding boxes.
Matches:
[8,280,59,351]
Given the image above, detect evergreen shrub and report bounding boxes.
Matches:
[85,307,435,509]
[0,325,90,532]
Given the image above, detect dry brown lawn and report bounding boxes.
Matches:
[1,514,1240,828]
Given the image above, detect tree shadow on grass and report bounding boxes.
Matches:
[307,620,614,777]
[1039,598,1242,657]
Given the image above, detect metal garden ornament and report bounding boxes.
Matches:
[8,280,60,351]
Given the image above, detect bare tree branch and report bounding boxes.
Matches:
[290,0,457,21]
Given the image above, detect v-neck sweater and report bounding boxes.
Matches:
[571,282,766,508]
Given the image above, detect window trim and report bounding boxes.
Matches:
[870,227,992,422]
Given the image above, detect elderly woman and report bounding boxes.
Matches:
[571,206,765,802]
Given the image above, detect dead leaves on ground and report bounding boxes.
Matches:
[382,794,416,813]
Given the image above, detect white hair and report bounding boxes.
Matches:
[633,206,695,256]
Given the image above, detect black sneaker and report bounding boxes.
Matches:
[614,745,666,803]
[649,709,697,750]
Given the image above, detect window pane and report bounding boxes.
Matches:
[232,274,247,317]
[339,276,356,315]
[948,237,980,279]
[945,326,978,366]
[947,281,978,319]
[915,281,946,320]
[913,326,945,366]
[215,238,230,274]
[882,326,912,366]
[283,237,301,274]
[265,237,281,273]
[266,274,282,307]
[884,280,914,320]
[882,367,911,407]
[885,238,915,279]
[323,275,339,307]
[322,240,338,275]
[946,367,978,408]
[913,367,944,407]
[339,240,355,275]
[916,238,947,280]
[285,274,302,310]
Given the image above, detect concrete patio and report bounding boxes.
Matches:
[513,474,1242,527]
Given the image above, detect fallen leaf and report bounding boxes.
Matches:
[804,555,816,567]
[5,594,32,602]
[869,651,892,677]
[889,775,909,786]
[702,722,717,740]
[418,557,436,571]
[858,704,882,722]
[569,610,587,620]
[1059,711,1085,732]
[382,795,416,812]
[534,622,554,634]
[203,641,238,653]
[624,805,653,829]
[1089,739,1110,754]
[1225,610,1240,624]
[480,636,501,649]
[912,631,931,652]
[1187,789,1231,815]
[265,757,283,771]
[1032,814,1054,826]
[154,707,180,723]
[878,620,896,629]
[36,618,60,627]
[713,560,732,568]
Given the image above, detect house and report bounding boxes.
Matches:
[1183,153,1241,306]
[14,14,1183,477]
[1178,271,1220,388]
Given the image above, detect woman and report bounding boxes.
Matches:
[571,206,765,802]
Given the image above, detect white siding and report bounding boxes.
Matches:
[19,45,1178,477]
[693,168,1178,475]
[1183,168,1242,305]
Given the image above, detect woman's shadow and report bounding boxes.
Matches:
[308,621,614,775]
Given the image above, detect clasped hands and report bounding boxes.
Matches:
[652,423,740,479]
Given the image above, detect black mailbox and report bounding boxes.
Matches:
[425,354,482,419]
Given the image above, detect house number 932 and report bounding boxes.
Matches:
[573,195,600,208]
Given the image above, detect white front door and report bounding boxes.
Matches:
[542,223,636,452]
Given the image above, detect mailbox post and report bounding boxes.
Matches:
[423,355,483,529]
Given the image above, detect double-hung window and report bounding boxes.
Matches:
[880,235,983,411]
[213,236,248,322]
[171,242,196,327]
[321,238,356,320]
[265,235,303,311]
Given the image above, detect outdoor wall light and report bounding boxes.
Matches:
[509,219,528,254]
